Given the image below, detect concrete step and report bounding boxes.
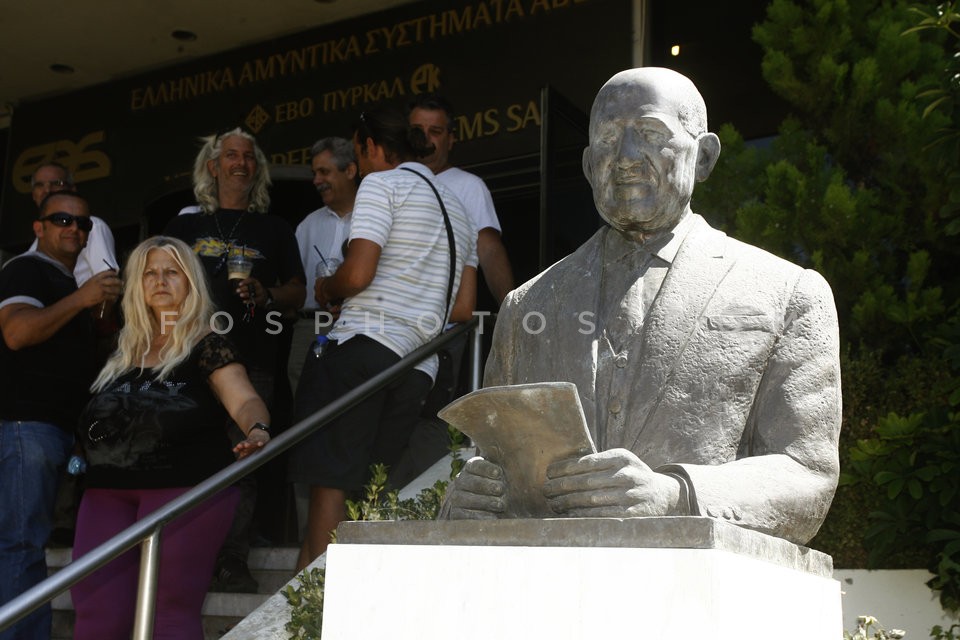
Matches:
[46,546,299,640]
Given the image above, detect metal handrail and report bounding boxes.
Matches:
[0,317,483,637]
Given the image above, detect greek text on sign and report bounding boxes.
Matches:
[128,0,592,112]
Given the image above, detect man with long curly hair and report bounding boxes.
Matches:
[165,128,305,592]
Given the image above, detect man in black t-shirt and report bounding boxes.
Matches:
[164,127,305,593]
[0,192,121,640]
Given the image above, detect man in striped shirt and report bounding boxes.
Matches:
[289,107,477,569]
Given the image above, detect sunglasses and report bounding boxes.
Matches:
[39,212,93,232]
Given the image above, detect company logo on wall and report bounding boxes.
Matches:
[245,105,271,134]
[11,131,112,194]
[411,63,441,95]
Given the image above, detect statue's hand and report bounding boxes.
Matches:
[440,456,506,520]
[543,448,682,517]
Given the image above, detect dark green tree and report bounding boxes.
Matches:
[692,0,960,609]
[698,0,953,354]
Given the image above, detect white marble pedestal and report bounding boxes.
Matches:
[321,517,840,639]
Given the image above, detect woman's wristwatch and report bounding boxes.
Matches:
[250,422,271,435]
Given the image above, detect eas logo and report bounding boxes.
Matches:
[409,64,440,96]
[11,131,111,194]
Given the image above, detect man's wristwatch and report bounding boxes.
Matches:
[250,422,271,435]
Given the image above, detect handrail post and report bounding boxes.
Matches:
[132,530,161,640]
[469,323,482,392]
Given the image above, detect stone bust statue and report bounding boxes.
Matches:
[440,67,842,545]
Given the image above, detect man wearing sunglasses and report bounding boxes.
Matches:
[29,162,119,289]
[30,163,121,550]
[0,191,121,640]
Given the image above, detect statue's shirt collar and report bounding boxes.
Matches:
[605,211,696,266]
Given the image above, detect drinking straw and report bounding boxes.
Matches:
[99,259,118,319]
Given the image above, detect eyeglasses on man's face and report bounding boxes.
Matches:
[38,212,93,232]
[33,179,69,191]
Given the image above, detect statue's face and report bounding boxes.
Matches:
[584,81,702,235]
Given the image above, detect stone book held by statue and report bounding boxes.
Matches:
[439,382,597,517]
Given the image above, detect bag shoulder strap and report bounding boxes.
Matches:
[400,167,457,326]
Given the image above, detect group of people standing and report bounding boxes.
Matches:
[0,94,513,640]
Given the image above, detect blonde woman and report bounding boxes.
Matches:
[70,236,270,640]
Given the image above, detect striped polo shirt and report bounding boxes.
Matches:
[330,161,476,379]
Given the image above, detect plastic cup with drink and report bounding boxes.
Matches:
[227,251,255,321]
[227,254,254,287]
[315,257,342,280]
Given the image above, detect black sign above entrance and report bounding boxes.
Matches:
[1,0,631,250]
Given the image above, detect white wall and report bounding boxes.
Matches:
[835,569,957,637]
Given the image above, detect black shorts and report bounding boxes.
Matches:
[287,335,432,491]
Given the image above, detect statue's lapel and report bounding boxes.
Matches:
[552,228,606,437]
[626,218,733,449]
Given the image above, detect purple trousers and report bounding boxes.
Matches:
[70,486,240,640]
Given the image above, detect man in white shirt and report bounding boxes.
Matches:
[394,95,516,489]
[289,138,359,395]
[409,94,514,305]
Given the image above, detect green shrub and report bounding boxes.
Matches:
[282,567,325,640]
[844,616,906,640]
[282,427,464,639]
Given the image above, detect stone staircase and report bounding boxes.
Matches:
[221,450,470,640]
[47,545,300,640]
[44,449,468,639]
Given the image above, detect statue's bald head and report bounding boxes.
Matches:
[591,67,708,140]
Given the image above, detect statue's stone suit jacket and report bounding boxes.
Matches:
[485,214,841,544]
